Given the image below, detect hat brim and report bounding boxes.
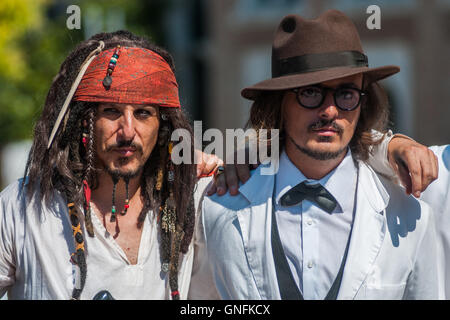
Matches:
[241,65,399,100]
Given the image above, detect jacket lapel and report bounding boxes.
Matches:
[237,164,281,299]
[337,162,389,299]
[236,161,390,300]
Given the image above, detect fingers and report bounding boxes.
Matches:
[395,158,413,195]
[203,147,257,197]
[214,169,228,196]
[404,153,423,198]
[415,149,436,195]
[235,164,251,185]
[225,164,240,195]
[427,149,439,186]
[389,137,438,197]
[206,180,217,196]
[206,164,239,196]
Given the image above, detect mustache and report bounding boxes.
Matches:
[105,140,143,154]
[308,119,343,134]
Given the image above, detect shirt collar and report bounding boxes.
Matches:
[275,149,358,214]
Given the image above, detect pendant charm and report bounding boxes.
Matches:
[161,262,169,273]
[102,75,112,88]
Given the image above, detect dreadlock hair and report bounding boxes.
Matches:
[23,30,197,300]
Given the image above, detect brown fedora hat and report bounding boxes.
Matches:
[241,10,400,100]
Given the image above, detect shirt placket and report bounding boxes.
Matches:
[301,200,320,300]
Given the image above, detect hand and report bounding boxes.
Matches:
[387,136,438,198]
[195,150,223,178]
[206,147,260,196]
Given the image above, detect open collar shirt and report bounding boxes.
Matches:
[0,178,211,300]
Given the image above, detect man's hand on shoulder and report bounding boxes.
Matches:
[195,150,224,179]
[387,135,438,198]
[205,147,259,197]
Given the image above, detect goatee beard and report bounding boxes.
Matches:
[105,165,143,182]
[287,134,347,161]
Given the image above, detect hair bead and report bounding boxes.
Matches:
[103,45,121,89]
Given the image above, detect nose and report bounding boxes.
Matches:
[118,108,136,141]
[318,91,339,120]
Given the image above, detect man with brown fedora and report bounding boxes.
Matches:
[189,10,442,299]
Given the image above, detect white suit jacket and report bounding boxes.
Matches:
[370,144,450,297]
[189,161,442,300]
[424,146,450,298]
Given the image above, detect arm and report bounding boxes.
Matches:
[204,131,439,198]
[368,131,438,198]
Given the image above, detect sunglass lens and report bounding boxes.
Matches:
[335,88,359,110]
[297,86,323,108]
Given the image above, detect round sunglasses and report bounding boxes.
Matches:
[292,85,366,111]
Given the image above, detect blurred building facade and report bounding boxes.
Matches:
[167,0,450,146]
[2,0,450,188]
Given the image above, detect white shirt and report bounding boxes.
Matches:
[274,149,357,300]
[0,177,210,300]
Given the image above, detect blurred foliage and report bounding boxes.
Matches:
[0,0,170,146]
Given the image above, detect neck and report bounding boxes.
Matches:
[284,142,347,180]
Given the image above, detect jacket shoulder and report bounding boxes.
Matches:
[202,190,250,219]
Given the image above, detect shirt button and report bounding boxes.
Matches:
[307,261,314,269]
[307,219,313,225]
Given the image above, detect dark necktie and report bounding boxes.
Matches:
[279,181,338,213]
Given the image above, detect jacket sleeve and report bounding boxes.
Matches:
[367,130,398,178]
[420,145,450,205]
[188,189,221,300]
[403,202,444,299]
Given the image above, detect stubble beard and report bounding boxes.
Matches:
[287,118,349,161]
[290,138,348,161]
[286,131,348,161]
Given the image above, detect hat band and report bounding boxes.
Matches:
[272,50,368,78]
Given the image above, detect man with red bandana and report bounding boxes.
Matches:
[0,31,217,300]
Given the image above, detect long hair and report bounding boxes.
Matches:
[245,80,390,161]
[23,30,197,299]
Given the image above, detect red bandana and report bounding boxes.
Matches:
[73,47,180,108]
